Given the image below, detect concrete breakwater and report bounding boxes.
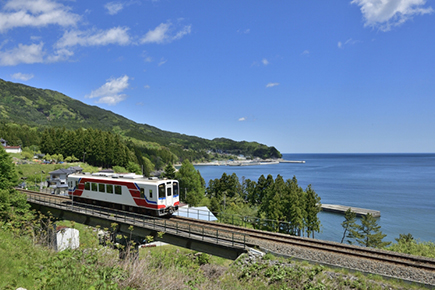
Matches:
[321,204,381,217]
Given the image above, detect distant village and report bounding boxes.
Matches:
[2,137,83,195]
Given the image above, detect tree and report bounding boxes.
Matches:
[126,161,141,175]
[395,233,414,244]
[354,213,391,248]
[142,156,154,177]
[162,162,176,179]
[0,147,18,190]
[176,160,205,206]
[285,176,304,236]
[0,147,30,223]
[304,184,321,238]
[258,175,285,232]
[341,208,357,243]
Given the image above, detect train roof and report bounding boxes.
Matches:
[68,172,177,184]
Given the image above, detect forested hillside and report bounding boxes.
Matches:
[0,78,281,169]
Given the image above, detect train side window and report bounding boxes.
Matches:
[107,184,113,194]
[167,187,172,196]
[91,183,97,191]
[149,189,153,199]
[99,183,105,192]
[74,181,77,188]
[159,184,165,199]
[173,182,179,196]
[115,185,122,195]
[85,182,90,190]
[140,188,145,198]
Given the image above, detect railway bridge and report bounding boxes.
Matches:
[23,190,249,260]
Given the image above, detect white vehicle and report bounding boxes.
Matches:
[67,172,179,216]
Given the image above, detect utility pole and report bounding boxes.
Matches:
[83,151,86,163]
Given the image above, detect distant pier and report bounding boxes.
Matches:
[321,204,381,217]
[279,160,305,164]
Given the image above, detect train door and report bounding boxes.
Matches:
[165,181,173,206]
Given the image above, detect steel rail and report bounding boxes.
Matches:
[172,214,435,273]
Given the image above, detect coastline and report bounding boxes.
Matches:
[192,158,305,166]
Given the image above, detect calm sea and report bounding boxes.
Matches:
[194,153,435,243]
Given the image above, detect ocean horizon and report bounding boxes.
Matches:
[194,153,435,244]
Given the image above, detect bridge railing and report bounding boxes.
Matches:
[174,206,298,235]
[25,191,248,249]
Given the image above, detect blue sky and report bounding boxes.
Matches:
[1,0,434,153]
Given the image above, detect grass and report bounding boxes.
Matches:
[0,223,431,290]
[0,228,55,289]
[387,240,435,259]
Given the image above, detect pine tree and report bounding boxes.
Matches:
[285,176,304,236]
[304,184,321,238]
[162,162,176,179]
[341,208,357,244]
[175,159,205,206]
[355,213,391,248]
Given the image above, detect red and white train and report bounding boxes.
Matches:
[67,172,179,216]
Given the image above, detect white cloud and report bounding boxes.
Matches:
[173,25,191,40]
[141,22,191,44]
[144,85,150,89]
[158,58,167,66]
[46,48,74,63]
[338,38,361,49]
[56,27,131,48]
[11,72,34,81]
[86,75,129,105]
[141,23,170,44]
[237,28,250,34]
[0,42,44,66]
[351,0,433,31]
[238,117,246,122]
[262,58,269,65]
[266,82,279,88]
[105,2,124,15]
[301,50,310,55]
[0,0,80,33]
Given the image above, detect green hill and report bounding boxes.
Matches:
[0,78,281,163]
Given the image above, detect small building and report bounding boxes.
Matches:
[175,205,218,222]
[49,167,83,194]
[0,138,22,153]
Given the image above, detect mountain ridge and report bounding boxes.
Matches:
[0,78,281,160]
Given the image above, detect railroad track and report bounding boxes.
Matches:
[19,189,435,285]
[171,215,435,272]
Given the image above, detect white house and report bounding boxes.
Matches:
[49,167,83,194]
[0,138,22,153]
